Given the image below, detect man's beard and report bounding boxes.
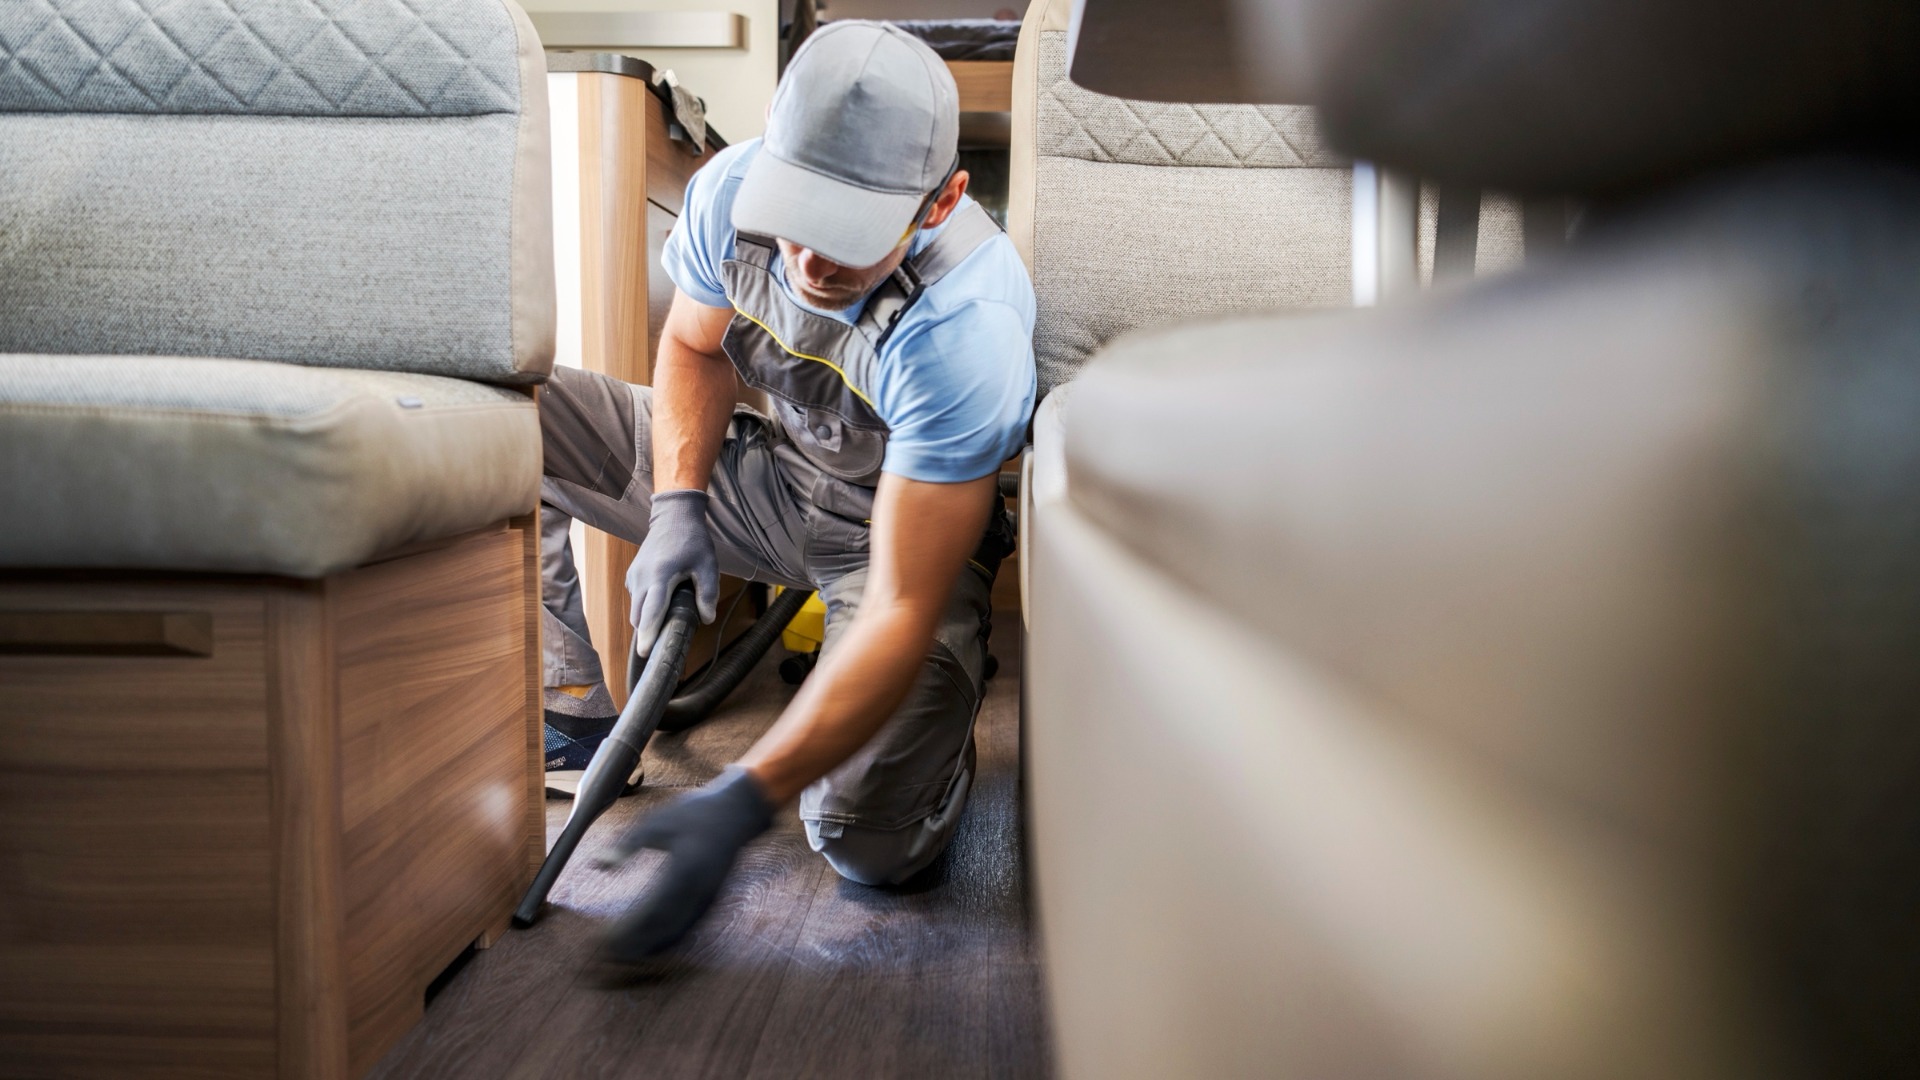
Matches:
[781,252,874,311]
[792,280,864,310]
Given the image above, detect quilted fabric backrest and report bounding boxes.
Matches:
[1009,0,1353,399]
[0,0,554,384]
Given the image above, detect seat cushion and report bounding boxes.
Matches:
[0,355,541,577]
[1062,159,1920,848]
[0,0,555,384]
[1010,0,1353,400]
[1038,158,1920,1075]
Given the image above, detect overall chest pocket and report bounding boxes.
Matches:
[778,399,887,484]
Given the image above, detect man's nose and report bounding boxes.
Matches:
[794,247,842,281]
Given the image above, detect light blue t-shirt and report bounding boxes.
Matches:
[662,139,1037,484]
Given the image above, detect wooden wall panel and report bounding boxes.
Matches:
[586,545,643,713]
[575,71,713,706]
[578,72,656,392]
[949,60,1014,112]
[331,529,532,1078]
[579,71,650,705]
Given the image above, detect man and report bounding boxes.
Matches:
[536,21,1036,963]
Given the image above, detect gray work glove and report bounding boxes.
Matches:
[627,489,719,656]
[593,765,774,964]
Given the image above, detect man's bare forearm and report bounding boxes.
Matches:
[738,597,947,803]
[737,472,996,804]
[652,297,741,492]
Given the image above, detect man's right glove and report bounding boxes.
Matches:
[627,489,719,655]
[593,764,775,964]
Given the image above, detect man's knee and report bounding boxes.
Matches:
[805,819,949,887]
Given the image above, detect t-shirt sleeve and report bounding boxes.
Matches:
[659,153,737,309]
[876,300,1037,484]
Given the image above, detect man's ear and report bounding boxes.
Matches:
[920,169,970,228]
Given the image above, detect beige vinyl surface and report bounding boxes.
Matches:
[1026,419,1771,1080]
[1019,249,1808,1077]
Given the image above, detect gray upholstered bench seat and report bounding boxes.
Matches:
[0,354,540,578]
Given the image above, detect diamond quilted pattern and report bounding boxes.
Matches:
[0,0,521,117]
[1036,34,1346,170]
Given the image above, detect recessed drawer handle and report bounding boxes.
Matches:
[0,612,214,657]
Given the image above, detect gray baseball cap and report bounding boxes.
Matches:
[731,21,959,268]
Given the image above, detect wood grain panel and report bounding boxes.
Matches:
[0,610,213,656]
[331,528,533,1078]
[0,772,274,949]
[268,583,349,1080]
[0,942,275,1031]
[0,541,543,1079]
[578,71,654,392]
[586,540,641,711]
[950,60,1015,112]
[0,1030,275,1080]
[578,71,652,704]
[515,512,547,880]
[575,71,711,707]
[0,577,277,1077]
[0,581,269,773]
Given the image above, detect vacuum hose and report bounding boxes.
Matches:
[513,583,702,928]
[656,586,815,733]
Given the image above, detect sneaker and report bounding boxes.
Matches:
[543,684,626,799]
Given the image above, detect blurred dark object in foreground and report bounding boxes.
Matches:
[1068,0,1920,195]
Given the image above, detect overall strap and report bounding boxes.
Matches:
[859,202,1004,349]
[734,231,779,270]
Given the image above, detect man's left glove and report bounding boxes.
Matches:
[593,764,775,965]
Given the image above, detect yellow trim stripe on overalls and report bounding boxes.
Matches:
[730,305,878,411]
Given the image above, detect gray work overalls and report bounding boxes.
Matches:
[718,200,1005,518]
[535,201,1017,887]
[712,201,1015,882]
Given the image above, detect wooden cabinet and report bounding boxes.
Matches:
[549,54,721,702]
[0,521,543,1078]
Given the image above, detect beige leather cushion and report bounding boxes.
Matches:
[1027,250,1781,1080]
[1061,262,1771,851]
[1029,161,1920,1079]
[0,355,541,577]
[1027,481,1765,1080]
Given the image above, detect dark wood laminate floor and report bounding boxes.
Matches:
[368,621,1049,1080]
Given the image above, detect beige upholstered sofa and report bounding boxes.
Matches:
[1009,0,1524,613]
[0,1,553,1075]
[1011,0,1919,1077]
